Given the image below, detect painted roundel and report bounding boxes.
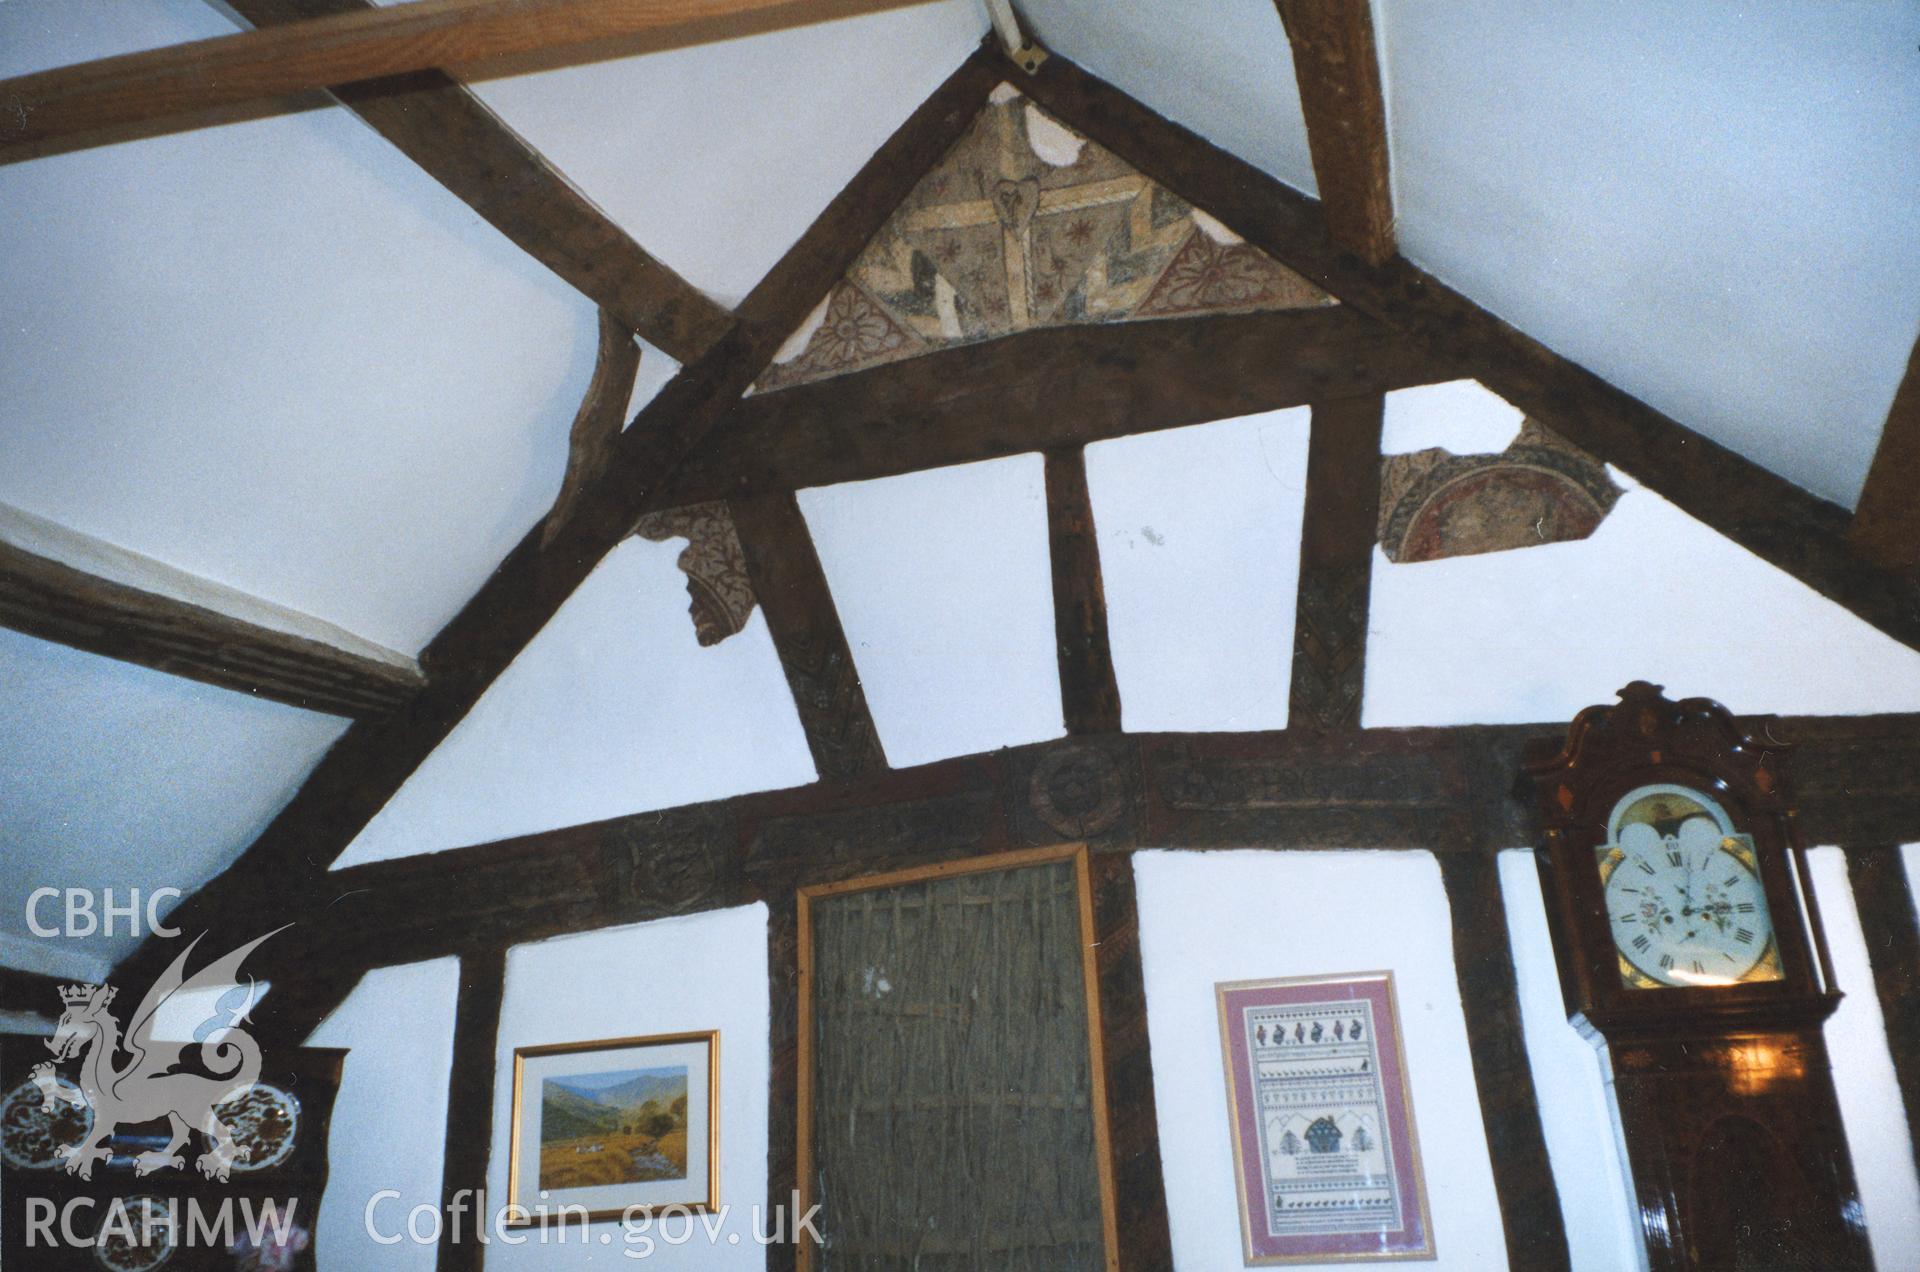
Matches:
[1597,784,1782,989]
[1,1069,93,1170]
[93,1195,176,1272]
[218,1082,300,1171]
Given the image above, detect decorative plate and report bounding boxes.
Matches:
[218,1082,300,1171]
[94,1195,175,1272]
[1,1070,94,1170]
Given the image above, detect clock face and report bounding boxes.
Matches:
[1598,785,1782,989]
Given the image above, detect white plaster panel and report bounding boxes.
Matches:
[1806,846,1920,1266]
[1382,380,1525,457]
[336,537,817,868]
[1497,850,1643,1270]
[1133,849,1508,1270]
[1365,473,1920,727]
[485,906,770,1270]
[0,629,347,976]
[1084,408,1310,732]
[308,958,463,1272]
[798,455,1064,768]
[1381,0,1920,506]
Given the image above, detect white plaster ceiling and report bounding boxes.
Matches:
[1021,0,1920,508]
[0,629,348,980]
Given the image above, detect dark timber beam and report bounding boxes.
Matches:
[544,309,644,545]
[1439,840,1572,1269]
[664,306,1454,505]
[1044,448,1123,734]
[1000,46,1920,657]
[730,491,887,780]
[226,0,730,362]
[112,48,1008,1000]
[1840,844,1920,1183]
[1086,852,1174,1269]
[0,0,939,170]
[1274,0,1394,265]
[1288,395,1384,729]
[0,530,423,719]
[249,711,1920,1027]
[436,948,506,1272]
[0,965,66,1018]
[1850,333,1920,573]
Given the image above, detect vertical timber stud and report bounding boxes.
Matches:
[1045,448,1124,734]
[1289,395,1384,730]
[767,895,804,1272]
[1850,333,1920,573]
[1087,851,1174,1269]
[437,947,507,1272]
[731,491,887,780]
[1841,844,1920,1181]
[1273,0,1395,266]
[1436,846,1572,1270]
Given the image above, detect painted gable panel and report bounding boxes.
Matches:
[1086,408,1311,732]
[799,456,1063,768]
[333,538,816,869]
[756,87,1331,391]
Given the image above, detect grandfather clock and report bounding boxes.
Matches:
[1525,682,1873,1271]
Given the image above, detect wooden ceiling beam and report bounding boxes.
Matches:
[1044,448,1122,735]
[248,709,1920,990]
[729,490,888,780]
[0,0,940,168]
[0,506,422,718]
[1849,331,1920,573]
[220,0,729,362]
[109,47,1008,995]
[662,306,1454,505]
[543,309,644,544]
[1274,0,1394,265]
[1001,45,1920,656]
[1288,393,1385,730]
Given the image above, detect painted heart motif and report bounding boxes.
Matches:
[992,177,1041,233]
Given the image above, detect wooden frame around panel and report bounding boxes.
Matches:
[795,843,1121,1272]
[505,1028,721,1225]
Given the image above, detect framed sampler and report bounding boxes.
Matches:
[506,1030,719,1224]
[796,843,1120,1271]
[1217,972,1433,1264]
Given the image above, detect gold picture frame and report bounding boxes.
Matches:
[505,1029,720,1225]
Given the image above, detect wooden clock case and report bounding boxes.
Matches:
[1525,681,1873,1271]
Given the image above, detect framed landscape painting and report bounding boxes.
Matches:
[1217,973,1433,1264]
[507,1030,718,1223]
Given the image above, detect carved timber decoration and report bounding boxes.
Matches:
[633,503,757,646]
[1015,740,1135,845]
[608,818,722,916]
[755,84,1332,392]
[1378,419,1623,564]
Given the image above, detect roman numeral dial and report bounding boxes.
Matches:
[1601,811,1778,989]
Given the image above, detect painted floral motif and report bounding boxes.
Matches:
[1134,228,1328,316]
[1378,419,1624,563]
[756,86,1332,391]
[634,502,758,646]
